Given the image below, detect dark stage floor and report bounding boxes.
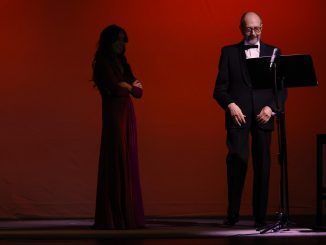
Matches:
[0,217,325,244]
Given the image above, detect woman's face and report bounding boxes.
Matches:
[111,31,126,55]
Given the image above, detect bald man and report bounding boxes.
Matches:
[213,12,287,228]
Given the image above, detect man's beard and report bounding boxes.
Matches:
[246,35,260,44]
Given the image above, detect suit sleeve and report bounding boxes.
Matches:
[213,47,234,110]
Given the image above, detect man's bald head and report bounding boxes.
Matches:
[240,12,262,28]
[240,12,263,44]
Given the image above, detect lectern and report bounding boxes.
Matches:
[246,54,318,233]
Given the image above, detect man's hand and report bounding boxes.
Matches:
[228,103,246,126]
[256,106,273,124]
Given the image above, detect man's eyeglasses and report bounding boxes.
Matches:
[244,26,262,34]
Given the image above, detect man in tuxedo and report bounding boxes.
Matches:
[213,12,286,227]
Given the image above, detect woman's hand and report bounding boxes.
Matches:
[132,80,143,89]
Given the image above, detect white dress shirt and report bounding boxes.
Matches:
[244,40,260,59]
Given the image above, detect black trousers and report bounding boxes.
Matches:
[226,120,272,221]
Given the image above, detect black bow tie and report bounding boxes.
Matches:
[243,45,258,50]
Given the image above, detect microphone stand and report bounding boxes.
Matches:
[258,61,292,234]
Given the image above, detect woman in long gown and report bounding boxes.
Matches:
[92,25,145,229]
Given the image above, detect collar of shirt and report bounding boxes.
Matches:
[244,40,260,59]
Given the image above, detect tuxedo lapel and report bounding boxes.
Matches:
[238,42,252,87]
[259,42,271,57]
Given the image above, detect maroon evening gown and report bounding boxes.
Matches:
[94,58,144,229]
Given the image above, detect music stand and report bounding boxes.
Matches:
[246,54,318,233]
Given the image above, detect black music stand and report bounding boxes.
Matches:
[246,54,318,234]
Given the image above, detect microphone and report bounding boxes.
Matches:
[269,48,278,69]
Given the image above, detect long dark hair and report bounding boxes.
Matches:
[92,25,129,86]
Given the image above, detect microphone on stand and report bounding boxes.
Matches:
[269,48,278,69]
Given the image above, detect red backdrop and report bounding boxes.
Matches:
[0,0,325,218]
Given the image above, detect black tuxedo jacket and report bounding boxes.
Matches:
[213,41,287,130]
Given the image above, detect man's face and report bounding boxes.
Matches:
[241,13,262,44]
